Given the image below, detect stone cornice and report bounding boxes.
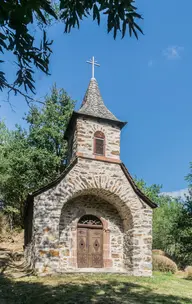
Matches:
[76,152,121,164]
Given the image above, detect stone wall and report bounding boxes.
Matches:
[75,117,121,161]
[59,195,124,271]
[27,157,153,276]
[67,122,77,163]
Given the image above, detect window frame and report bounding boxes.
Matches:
[93,131,105,156]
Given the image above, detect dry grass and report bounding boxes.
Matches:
[185,266,192,280]
[152,249,166,256]
[0,230,24,253]
[153,254,178,273]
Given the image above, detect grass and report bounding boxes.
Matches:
[0,272,191,304]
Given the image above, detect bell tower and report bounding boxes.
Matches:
[65,58,127,164]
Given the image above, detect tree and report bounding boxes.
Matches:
[0,84,75,225]
[134,178,183,259]
[135,177,192,267]
[0,1,142,101]
[173,195,192,267]
[186,163,192,187]
[26,84,75,177]
[153,195,183,257]
[176,165,192,266]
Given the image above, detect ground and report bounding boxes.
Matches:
[0,272,192,304]
[0,232,192,304]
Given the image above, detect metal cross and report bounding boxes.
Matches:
[86,56,100,79]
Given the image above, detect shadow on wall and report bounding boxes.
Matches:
[59,194,124,236]
[0,274,191,304]
[59,189,134,237]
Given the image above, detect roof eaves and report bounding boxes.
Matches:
[74,111,127,129]
[29,157,78,198]
[120,163,158,208]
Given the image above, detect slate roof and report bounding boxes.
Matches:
[78,78,120,121]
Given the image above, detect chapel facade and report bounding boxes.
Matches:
[24,75,157,276]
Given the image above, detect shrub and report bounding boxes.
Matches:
[185,266,192,279]
[153,254,178,273]
[152,249,166,256]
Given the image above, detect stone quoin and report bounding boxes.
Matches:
[24,66,157,276]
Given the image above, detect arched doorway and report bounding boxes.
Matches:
[77,215,103,268]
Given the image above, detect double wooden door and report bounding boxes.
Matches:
[77,228,103,268]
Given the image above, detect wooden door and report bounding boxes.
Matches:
[77,228,103,268]
[77,228,88,268]
[88,229,103,268]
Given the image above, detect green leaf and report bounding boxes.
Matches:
[93,4,100,25]
[122,20,126,39]
[0,38,7,49]
[107,13,114,33]
[0,33,7,40]
[131,24,138,39]
[36,9,47,24]
[118,3,125,20]
[133,21,144,35]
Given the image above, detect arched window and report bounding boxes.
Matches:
[78,215,103,228]
[93,131,105,156]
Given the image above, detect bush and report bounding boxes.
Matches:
[185,266,192,279]
[153,254,178,273]
[152,249,166,256]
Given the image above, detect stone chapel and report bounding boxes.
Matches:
[24,72,157,276]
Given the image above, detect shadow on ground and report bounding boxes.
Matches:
[0,273,191,304]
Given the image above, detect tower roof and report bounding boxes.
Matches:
[64,77,127,140]
[78,78,119,121]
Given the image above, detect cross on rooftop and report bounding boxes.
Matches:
[86,56,100,79]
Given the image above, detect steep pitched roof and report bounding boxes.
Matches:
[65,77,127,139]
[78,78,120,121]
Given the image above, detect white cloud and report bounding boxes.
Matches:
[161,188,189,200]
[163,46,184,60]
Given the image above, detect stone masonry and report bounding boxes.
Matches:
[68,117,121,163]
[24,77,157,276]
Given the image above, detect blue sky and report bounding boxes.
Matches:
[0,0,192,192]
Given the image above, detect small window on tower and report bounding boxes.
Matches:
[94,131,105,156]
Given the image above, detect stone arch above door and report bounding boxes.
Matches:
[59,194,125,270]
[59,187,133,232]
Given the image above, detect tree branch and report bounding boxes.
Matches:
[3,82,45,107]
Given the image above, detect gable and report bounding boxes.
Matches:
[27,156,157,210]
